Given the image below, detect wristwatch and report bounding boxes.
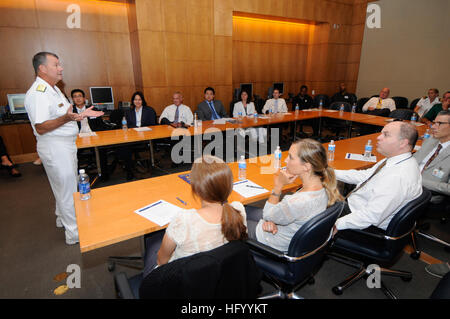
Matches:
[271,190,281,197]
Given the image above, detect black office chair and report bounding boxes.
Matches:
[114,241,262,299]
[109,109,124,127]
[313,94,330,108]
[389,109,414,120]
[246,202,344,299]
[328,188,431,299]
[356,97,370,113]
[410,98,420,110]
[392,96,409,109]
[430,272,450,299]
[322,102,352,140]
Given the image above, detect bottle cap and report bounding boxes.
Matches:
[79,169,85,174]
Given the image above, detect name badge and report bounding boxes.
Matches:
[432,168,445,179]
[58,103,64,108]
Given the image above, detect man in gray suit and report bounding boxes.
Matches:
[196,87,228,121]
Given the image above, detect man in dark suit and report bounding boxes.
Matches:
[71,89,111,182]
[196,87,228,121]
[331,83,357,105]
[292,85,313,110]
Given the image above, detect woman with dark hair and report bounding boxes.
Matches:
[120,91,157,180]
[143,155,248,277]
[246,138,343,252]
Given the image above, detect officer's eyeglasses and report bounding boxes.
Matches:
[432,121,450,126]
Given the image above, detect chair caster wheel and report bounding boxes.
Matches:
[108,261,115,272]
[332,286,343,295]
[410,252,421,260]
[308,277,315,285]
[401,276,412,282]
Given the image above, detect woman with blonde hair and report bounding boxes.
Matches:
[143,155,247,277]
[246,138,343,252]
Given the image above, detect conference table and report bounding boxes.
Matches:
[74,111,427,253]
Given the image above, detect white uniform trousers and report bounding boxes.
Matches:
[37,136,79,243]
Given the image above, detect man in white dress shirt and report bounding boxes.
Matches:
[262,89,288,114]
[24,52,102,245]
[362,87,396,113]
[159,92,193,127]
[414,88,440,118]
[333,121,422,232]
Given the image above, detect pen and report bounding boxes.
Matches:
[176,197,187,206]
[233,180,248,186]
[138,200,162,212]
[246,185,264,189]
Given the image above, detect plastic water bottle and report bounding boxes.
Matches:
[364,140,373,159]
[269,107,273,116]
[410,113,417,123]
[253,112,258,122]
[295,103,300,114]
[238,111,243,119]
[274,146,282,170]
[352,103,357,113]
[423,128,430,139]
[78,169,91,200]
[328,140,335,161]
[339,104,345,113]
[319,100,323,110]
[238,156,246,181]
[121,116,127,130]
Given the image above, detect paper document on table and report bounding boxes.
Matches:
[412,122,424,126]
[302,108,320,111]
[258,116,269,119]
[345,153,377,163]
[133,127,152,132]
[213,119,227,124]
[233,180,269,198]
[78,132,97,138]
[134,200,182,226]
[324,110,339,113]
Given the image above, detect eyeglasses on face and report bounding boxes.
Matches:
[432,121,450,126]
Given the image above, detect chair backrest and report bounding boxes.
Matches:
[138,241,261,299]
[389,109,414,120]
[385,188,431,251]
[357,97,370,113]
[109,109,124,127]
[410,98,420,109]
[392,96,409,109]
[329,102,352,112]
[286,202,344,278]
[313,94,330,108]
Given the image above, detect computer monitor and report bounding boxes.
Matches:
[273,82,284,95]
[89,87,114,111]
[7,94,27,114]
[239,83,253,100]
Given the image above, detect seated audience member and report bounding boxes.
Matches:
[0,136,21,177]
[142,155,248,277]
[262,88,288,114]
[159,92,193,128]
[119,91,157,180]
[331,82,357,105]
[292,85,313,110]
[333,121,422,234]
[414,110,450,203]
[362,87,396,115]
[196,87,228,121]
[415,88,440,118]
[71,89,111,181]
[421,91,450,125]
[246,139,343,252]
[233,90,266,144]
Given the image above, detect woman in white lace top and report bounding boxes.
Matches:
[143,155,248,277]
[246,139,343,252]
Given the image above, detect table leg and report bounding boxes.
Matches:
[149,140,155,167]
[90,147,102,187]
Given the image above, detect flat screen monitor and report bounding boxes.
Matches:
[239,83,253,100]
[89,87,114,110]
[273,82,284,95]
[7,94,27,114]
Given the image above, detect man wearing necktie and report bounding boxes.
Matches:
[332,121,422,234]
[362,87,396,113]
[195,87,228,121]
[159,92,194,128]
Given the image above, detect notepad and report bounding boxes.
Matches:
[233,180,269,198]
[345,153,377,162]
[133,127,152,132]
[134,200,182,226]
[78,132,97,138]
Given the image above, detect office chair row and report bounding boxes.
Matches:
[114,187,449,299]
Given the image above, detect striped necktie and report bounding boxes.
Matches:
[345,160,387,199]
[208,101,220,120]
[174,106,180,123]
[422,144,442,173]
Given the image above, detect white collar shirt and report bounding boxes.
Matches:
[233,101,256,117]
[362,97,396,112]
[416,97,441,118]
[135,107,143,127]
[262,98,288,114]
[335,152,422,231]
[159,104,194,125]
[24,76,78,138]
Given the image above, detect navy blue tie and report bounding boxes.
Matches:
[208,101,220,120]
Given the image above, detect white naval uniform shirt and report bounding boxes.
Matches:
[24,76,78,139]
[416,97,440,118]
[335,152,422,231]
[262,98,288,114]
[362,97,396,112]
[159,104,194,125]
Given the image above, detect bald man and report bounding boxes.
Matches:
[362,88,396,113]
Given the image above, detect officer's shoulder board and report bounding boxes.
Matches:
[36,84,47,93]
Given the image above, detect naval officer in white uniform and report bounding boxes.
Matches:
[24,52,103,245]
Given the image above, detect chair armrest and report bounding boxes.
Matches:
[102,120,118,130]
[346,229,387,240]
[114,272,135,299]
[245,238,285,260]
